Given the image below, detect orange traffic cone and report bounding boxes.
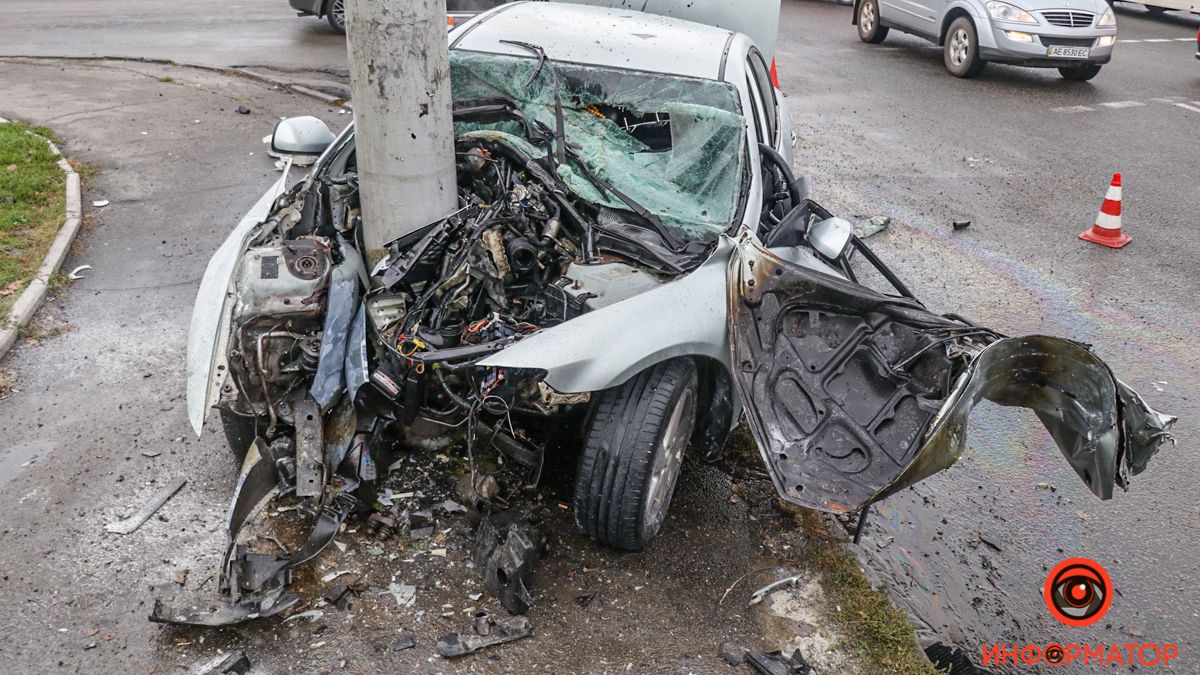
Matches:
[1080,173,1131,248]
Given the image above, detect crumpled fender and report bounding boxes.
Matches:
[880,335,1177,503]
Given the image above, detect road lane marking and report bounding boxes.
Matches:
[1119,38,1195,43]
[1175,103,1200,113]
[1151,97,1184,103]
[1052,105,1095,113]
[1099,101,1145,108]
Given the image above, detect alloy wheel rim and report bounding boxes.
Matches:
[332,0,346,27]
[951,29,969,66]
[861,2,875,33]
[642,388,696,537]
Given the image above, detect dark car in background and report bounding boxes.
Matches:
[290,0,506,34]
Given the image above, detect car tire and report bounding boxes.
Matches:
[1058,64,1103,81]
[220,409,262,464]
[944,17,987,78]
[573,358,699,551]
[326,0,347,34]
[857,0,890,43]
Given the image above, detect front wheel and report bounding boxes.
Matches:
[857,0,890,43]
[326,0,346,34]
[944,17,987,78]
[1059,64,1103,81]
[573,359,698,551]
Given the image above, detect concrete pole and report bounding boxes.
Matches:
[345,0,458,267]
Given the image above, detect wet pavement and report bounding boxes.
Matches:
[776,0,1200,668]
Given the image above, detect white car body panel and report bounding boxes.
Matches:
[186,173,289,435]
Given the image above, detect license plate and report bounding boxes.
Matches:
[1048,46,1090,58]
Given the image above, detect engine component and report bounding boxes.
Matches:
[232,238,331,323]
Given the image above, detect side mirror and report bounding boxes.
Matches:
[271,116,334,156]
[808,217,853,261]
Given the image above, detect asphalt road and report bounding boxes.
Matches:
[2,0,1199,672]
[772,2,1200,666]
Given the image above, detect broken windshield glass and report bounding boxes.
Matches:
[450,50,746,239]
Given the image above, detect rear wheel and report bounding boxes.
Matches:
[573,359,698,551]
[944,17,987,78]
[326,0,346,34]
[857,0,890,43]
[1058,64,1103,81]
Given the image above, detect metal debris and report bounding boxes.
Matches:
[853,215,890,239]
[436,612,534,658]
[201,650,252,675]
[68,265,93,280]
[433,498,468,514]
[282,609,324,623]
[745,648,812,675]
[386,582,416,608]
[104,477,186,534]
[472,507,543,614]
[749,573,805,606]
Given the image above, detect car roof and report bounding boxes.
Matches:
[451,1,736,81]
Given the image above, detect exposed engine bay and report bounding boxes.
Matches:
[220,128,698,479]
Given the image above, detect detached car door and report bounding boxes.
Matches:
[727,232,1174,513]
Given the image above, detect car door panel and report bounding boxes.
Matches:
[728,233,1175,513]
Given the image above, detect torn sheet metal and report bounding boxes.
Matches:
[729,238,1175,513]
[746,649,812,675]
[150,440,358,626]
[436,612,533,658]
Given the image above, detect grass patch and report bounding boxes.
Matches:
[159,75,175,83]
[0,122,66,321]
[726,424,935,674]
[786,506,937,674]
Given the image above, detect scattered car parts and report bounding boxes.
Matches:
[436,612,534,657]
[472,506,544,614]
[746,648,812,675]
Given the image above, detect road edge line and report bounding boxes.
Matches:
[0,119,83,362]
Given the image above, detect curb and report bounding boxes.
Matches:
[0,118,83,362]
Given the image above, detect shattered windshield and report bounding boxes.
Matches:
[450,50,746,239]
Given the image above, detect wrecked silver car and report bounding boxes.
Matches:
[159,2,1173,627]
